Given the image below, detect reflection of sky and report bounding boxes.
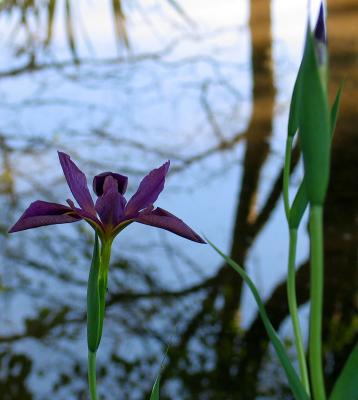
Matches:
[0,1,324,397]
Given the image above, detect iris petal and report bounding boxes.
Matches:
[93,172,128,196]
[66,199,104,231]
[95,176,126,229]
[125,161,170,215]
[9,200,80,233]
[135,207,205,243]
[58,152,96,214]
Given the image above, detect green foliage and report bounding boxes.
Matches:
[329,342,358,400]
[288,83,343,230]
[207,239,309,400]
[288,181,308,230]
[330,84,343,135]
[287,64,302,138]
[297,25,330,206]
[87,234,101,353]
[150,375,160,400]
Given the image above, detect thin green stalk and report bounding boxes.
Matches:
[88,351,98,400]
[283,136,293,219]
[287,229,310,395]
[87,238,113,400]
[309,206,326,400]
[283,135,309,393]
[97,239,112,349]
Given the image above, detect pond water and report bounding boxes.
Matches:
[0,1,356,399]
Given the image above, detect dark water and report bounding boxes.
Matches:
[0,1,357,399]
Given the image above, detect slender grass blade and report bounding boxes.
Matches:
[329,342,358,400]
[87,234,101,352]
[207,239,310,400]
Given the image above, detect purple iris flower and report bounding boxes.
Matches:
[9,151,205,244]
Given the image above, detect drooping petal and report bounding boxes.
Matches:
[135,207,205,243]
[125,161,170,215]
[58,151,95,213]
[66,199,103,231]
[95,176,126,229]
[93,172,128,196]
[9,200,80,233]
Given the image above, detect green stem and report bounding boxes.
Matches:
[309,206,326,400]
[283,136,293,220]
[97,239,112,349]
[287,228,310,395]
[86,237,113,400]
[88,351,98,400]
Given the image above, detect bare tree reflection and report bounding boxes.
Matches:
[0,1,356,399]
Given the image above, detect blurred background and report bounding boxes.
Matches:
[0,0,357,399]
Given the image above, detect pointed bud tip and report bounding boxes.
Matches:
[314,3,326,43]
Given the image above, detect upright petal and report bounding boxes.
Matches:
[125,161,170,215]
[58,152,95,213]
[135,207,205,243]
[93,172,128,196]
[95,176,126,229]
[9,200,80,233]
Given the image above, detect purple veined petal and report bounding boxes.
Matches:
[66,199,104,231]
[135,207,205,243]
[95,176,126,230]
[93,172,128,196]
[9,200,80,233]
[58,151,96,214]
[125,161,170,215]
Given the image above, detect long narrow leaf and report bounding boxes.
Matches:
[87,234,101,352]
[288,84,343,229]
[329,342,358,400]
[289,180,308,230]
[287,68,302,138]
[330,83,343,135]
[207,239,309,400]
[150,375,160,400]
[297,25,330,206]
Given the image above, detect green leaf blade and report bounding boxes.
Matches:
[330,83,343,138]
[150,375,160,400]
[289,180,308,230]
[298,25,330,206]
[207,239,310,400]
[329,342,358,400]
[87,234,101,353]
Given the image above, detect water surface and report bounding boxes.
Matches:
[0,1,356,399]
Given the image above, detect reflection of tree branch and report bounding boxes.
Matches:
[235,260,309,397]
[107,277,215,304]
[0,30,239,79]
[0,40,179,78]
[93,128,247,174]
[213,0,275,393]
[162,284,219,379]
[0,272,216,344]
[0,135,16,206]
[249,141,300,237]
[200,80,225,141]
